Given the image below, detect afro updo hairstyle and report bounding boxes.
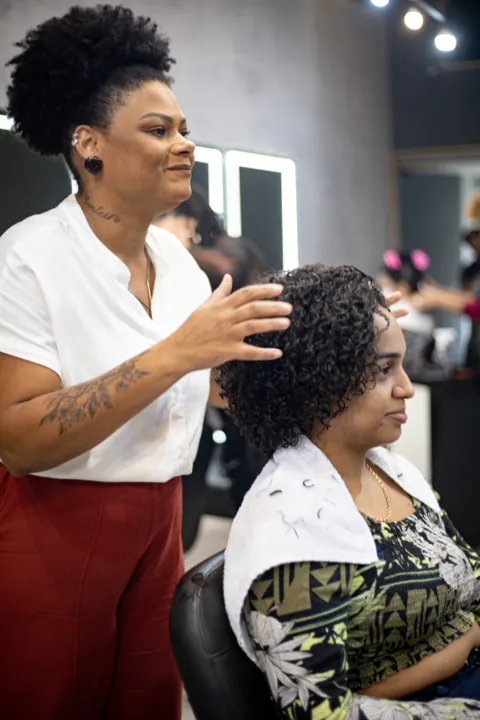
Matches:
[7,5,175,185]
[217,265,389,458]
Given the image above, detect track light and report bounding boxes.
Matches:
[404,9,424,31]
[434,28,457,52]
[368,0,459,53]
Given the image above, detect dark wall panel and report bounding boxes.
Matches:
[0,130,71,235]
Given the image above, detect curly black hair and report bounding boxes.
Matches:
[217,265,389,458]
[7,4,174,172]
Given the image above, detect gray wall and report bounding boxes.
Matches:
[390,28,480,149]
[0,0,391,274]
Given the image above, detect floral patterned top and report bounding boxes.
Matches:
[245,500,480,719]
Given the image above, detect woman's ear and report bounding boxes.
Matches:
[71,125,102,162]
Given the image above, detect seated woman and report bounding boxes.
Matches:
[219,265,480,719]
[378,249,454,381]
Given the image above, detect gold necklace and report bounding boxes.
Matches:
[129,249,153,315]
[358,461,392,523]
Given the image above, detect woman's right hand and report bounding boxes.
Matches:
[167,274,292,372]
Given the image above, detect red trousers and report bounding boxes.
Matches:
[0,466,184,720]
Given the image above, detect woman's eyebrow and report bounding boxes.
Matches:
[139,112,187,125]
[378,352,401,360]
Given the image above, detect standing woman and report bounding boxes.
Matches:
[0,6,292,719]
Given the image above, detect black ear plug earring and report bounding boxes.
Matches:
[84,156,104,174]
[71,134,103,175]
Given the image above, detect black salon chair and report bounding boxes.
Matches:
[170,552,279,720]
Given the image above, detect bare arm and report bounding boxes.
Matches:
[414,284,474,315]
[0,343,185,475]
[0,277,291,476]
[360,622,480,699]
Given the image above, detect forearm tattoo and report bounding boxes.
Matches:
[39,358,149,435]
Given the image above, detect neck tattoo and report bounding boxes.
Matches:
[84,195,121,223]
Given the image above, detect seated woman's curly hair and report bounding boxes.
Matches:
[217,265,389,458]
[7,4,174,178]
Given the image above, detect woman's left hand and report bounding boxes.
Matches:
[385,291,408,320]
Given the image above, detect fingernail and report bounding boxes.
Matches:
[272,349,283,358]
[271,284,284,292]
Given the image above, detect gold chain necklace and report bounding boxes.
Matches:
[358,461,392,524]
[128,249,153,316]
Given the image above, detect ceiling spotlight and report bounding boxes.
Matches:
[434,29,457,52]
[370,0,389,7]
[404,9,424,31]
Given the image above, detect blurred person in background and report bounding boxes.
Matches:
[195,235,268,511]
[459,190,480,371]
[153,185,223,250]
[216,233,266,290]
[461,224,480,294]
[414,283,480,333]
[378,250,454,381]
[182,235,268,548]
[178,242,238,550]
[154,193,242,547]
[191,244,236,291]
[462,189,480,296]
[460,218,480,372]
[191,232,266,292]
[154,180,269,542]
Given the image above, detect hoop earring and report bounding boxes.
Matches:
[84,156,103,175]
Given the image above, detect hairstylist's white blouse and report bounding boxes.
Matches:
[0,195,211,483]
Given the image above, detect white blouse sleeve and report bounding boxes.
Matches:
[0,245,61,377]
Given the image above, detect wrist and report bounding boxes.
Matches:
[159,333,198,376]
